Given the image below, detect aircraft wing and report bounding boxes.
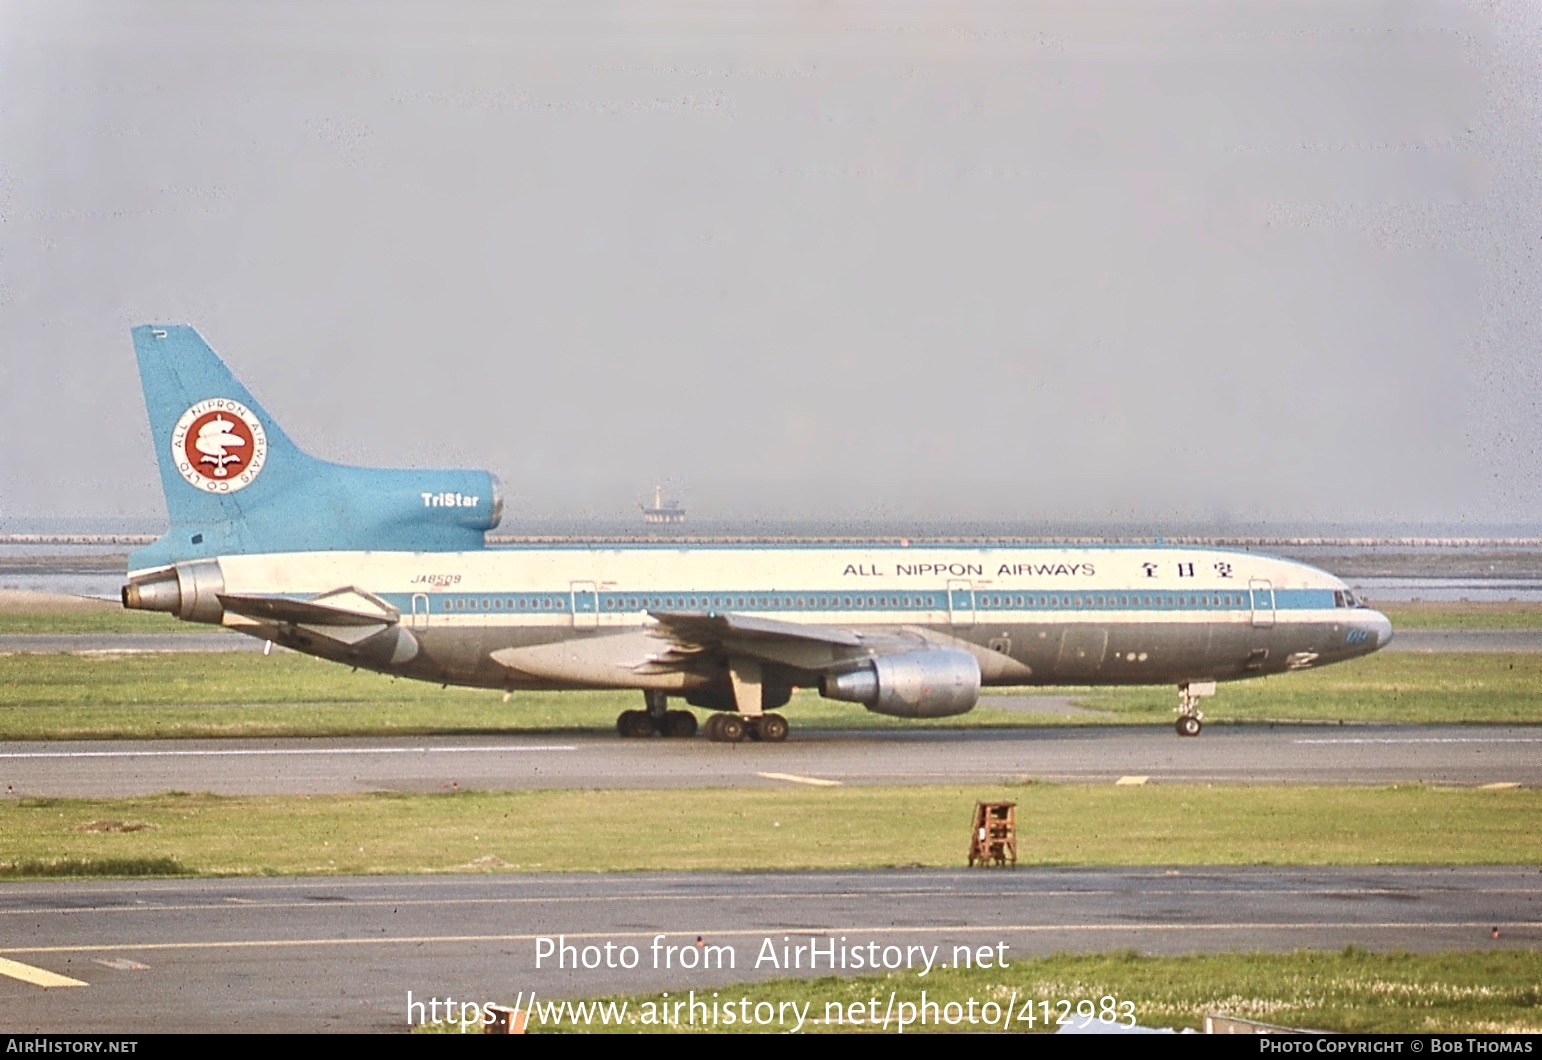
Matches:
[648,610,862,648]
[490,627,704,688]
[650,610,1032,683]
[647,609,938,674]
[491,610,1028,688]
[491,611,894,687]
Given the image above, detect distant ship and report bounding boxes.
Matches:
[640,485,685,525]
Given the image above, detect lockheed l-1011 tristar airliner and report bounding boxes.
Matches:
[122,326,1392,742]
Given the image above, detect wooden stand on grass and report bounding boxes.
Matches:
[967,801,1017,867]
[485,1005,527,1034]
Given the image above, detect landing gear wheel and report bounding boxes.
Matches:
[753,713,789,743]
[660,710,698,739]
[718,715,745,742]
[705,713,746,743]
[617,709,656,738]
[1175,715,1202,737]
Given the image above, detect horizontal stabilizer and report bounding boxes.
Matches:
[293,621,390,647]
[218,587,398,627]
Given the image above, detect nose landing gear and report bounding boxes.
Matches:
[1175,680,1214,737]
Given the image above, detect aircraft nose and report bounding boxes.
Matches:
[1370,611,1393,650]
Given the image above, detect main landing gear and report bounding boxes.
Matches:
[616,691,699,739]
[703,711,789,744]
[1174,680,1216,737]
[619,664,794,742]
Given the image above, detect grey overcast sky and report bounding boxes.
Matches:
[2,0,1540,531]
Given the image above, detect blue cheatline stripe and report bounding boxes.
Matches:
[368,586,1339,617]
[481,541,1295,558]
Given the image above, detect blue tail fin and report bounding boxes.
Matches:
[130,325,502,571]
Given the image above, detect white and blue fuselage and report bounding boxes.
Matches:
[120,326,1391,741]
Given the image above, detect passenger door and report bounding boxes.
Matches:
[948,579,975,628]
[1249,578,1276,629]
[570,582,599,630]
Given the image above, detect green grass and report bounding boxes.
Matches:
[1381,601,1542,630]
[0,652,1060,739]
[0,856,188,878]
[1061,652,1542,725]
[2,785,1537,878]
[2,650,1540,740]
[0,597,200,634]
[490,950,1542,1034]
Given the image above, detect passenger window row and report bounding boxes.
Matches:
[443,596,566,612]
[438,592,1269,613]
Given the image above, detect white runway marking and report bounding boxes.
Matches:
[92,957,149,971]
[758,772,842,787]
[1294,738,1542,745]
[0,745,577,760]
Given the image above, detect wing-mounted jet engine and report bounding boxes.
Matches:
[821,649,981,718]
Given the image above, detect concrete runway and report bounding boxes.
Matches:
[2,629,1541,653]
[0,632,254,653]
[1,867,1535,1033]
[3,725,1538,797]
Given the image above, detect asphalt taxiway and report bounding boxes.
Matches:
[1,867,1536,1033]
[2,725,1537,797]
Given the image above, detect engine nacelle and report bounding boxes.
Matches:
[122,559,226,624]
[820,649,981,718]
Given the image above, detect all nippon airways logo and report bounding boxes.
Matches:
[171,399,268,493]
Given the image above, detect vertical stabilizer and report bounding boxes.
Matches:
[133,324,316,529]
[129,325,501,571]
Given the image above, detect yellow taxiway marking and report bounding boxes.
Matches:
[0,956,87,988]
[1115,776,1150,786]
[758,772,842,787]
